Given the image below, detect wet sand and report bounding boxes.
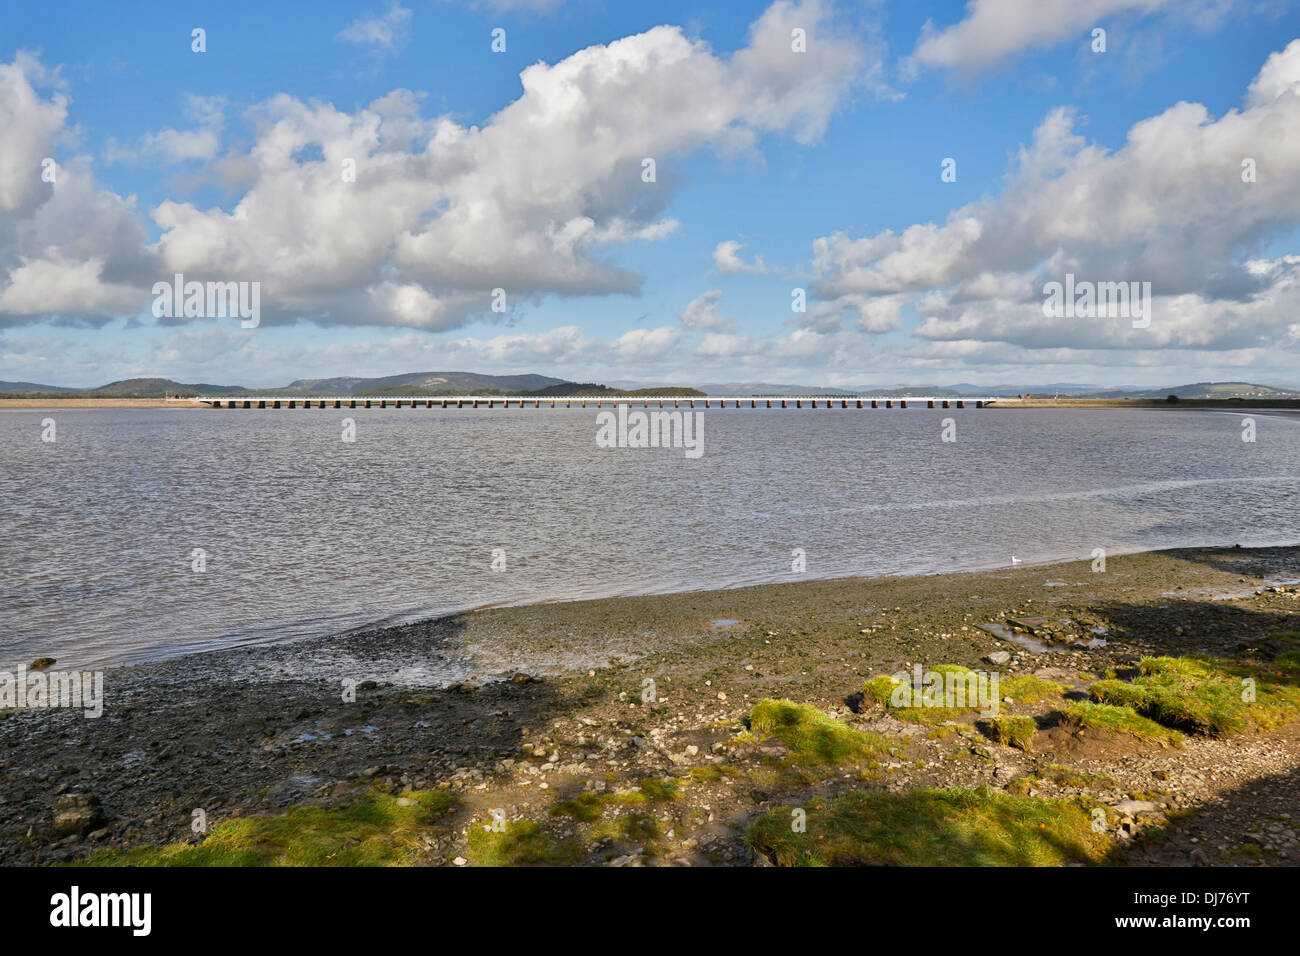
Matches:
[0,399,199,409]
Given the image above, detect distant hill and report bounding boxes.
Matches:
[0,381,77,394]
[292,371,568,396]
[87,378,249,398]
[4,374,1297,401]
[0,378,247,398]
[522,382,704,398]
[1086,382,1300,400]
[697,381,1300,399]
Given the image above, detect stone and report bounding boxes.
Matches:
[1112,799,1161,815]
[984,651,1011,665]
[53,793,105,836]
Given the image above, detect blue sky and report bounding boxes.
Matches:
[2,0,1300,388]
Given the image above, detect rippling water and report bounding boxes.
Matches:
[3,405,1298,669]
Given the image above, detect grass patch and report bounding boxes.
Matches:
[1057,702,1184,746]
[863,666,1019,725]
[467,820,583,867]
[1041,765,1116,789]
[71,789,459,867]
[749,699,891,765]
[1089,654,1300,736]
[748,787,1111,866]
[549,791,609,822]
[588,812,666,856]
[688,764,737,782]
[1001,675,1066,705]
[980,715,1037,749]
[636,778,680,802]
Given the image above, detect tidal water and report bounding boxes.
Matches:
[3,405,1298,669]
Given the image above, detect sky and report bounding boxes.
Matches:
[2,0,1300,389]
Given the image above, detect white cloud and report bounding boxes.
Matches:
[0,55,156,326]
[801,39,1300,361]
[910,0,1216,72]
[106,96,226,165]
[337,3,413,53]
[134,0,865,331]
[679,290,735,332]
[0,53,66,216]
[713,240,769,274]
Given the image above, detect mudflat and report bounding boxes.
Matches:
[3,544,1298,866]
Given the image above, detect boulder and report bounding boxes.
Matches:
[53,793,105,836]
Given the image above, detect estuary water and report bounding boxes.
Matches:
[2,405,1298,669]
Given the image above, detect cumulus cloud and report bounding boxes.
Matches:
[803,39,1300,361]
[0,54,66,217]
[679,290,736,332]
[910,0,1225,72]
[713,240,769,274]
[0,59,157,326]
[0,0,868,335]
[0,2,867,331]
[106,95,226,165]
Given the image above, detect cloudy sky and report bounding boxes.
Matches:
[3,0,1299,388]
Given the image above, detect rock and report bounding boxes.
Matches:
[452,856,467,866]
[395,797,418,806]
[1112,799,1161,815]
[30,658,56,670]
[53,793,105,836]
[984,651,1011,665]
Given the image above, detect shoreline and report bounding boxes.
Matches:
[4,397,1300,411]
[19,536,1300,674]
[3,544,1299,866]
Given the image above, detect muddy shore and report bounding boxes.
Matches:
[2,544,1298,866]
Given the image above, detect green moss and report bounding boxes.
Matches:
[1041,765,1116,789]
[864,666,1010,725]
[748,699,891,766]
[71,789,459,867]
[549,791,610,822]
[981,715,1037,749]
[926,725,959,740]
[1089,655,1300,736]
[863,674,905,707]
[587,812,665,856]
[688,765,722,782]
[636,778,680,802]
[467,820,584,866]
[1057,702,1184,745]
[748,787,1112,866]
[1001,675,1066,705]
